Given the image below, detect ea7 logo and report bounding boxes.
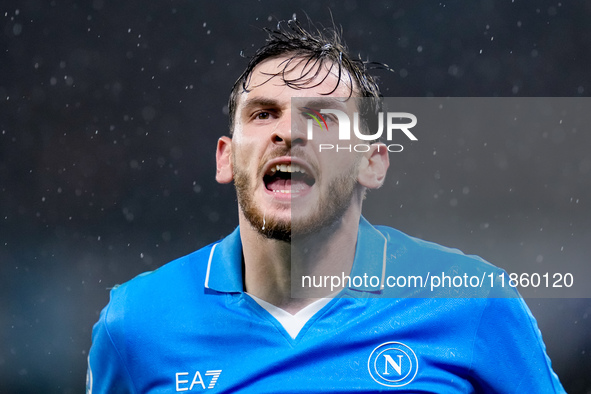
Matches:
[368,342,419,387]
[175,370,222,391]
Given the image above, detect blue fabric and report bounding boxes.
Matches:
[87,218,565,393]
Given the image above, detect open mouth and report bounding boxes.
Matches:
[263,163,316,194]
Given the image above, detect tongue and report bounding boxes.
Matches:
[266,178,310,193]
[267,178,289,192]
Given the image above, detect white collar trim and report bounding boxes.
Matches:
[246,293,332,339]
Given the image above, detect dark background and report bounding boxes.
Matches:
[1,0,590,392]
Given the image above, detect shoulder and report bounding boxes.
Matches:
[375,224,495,268]
[115,242,215,295]
[88,241,228,391]
[373,224,515,298]
[101,241,219,333]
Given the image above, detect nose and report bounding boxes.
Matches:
[270,110,307,148]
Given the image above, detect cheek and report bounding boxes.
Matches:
[322,149,361,168]
[232,140,259,169]
[315,155,355,186]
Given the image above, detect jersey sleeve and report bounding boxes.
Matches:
[468,285,565,393]
[87,295,136,394]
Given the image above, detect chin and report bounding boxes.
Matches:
[257,219,291,242]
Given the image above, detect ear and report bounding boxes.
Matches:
[215,136,233,184]
[357,143,389,189]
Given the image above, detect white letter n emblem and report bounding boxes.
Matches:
[383,354,403,375]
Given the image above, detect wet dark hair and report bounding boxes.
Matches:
[228,17,386,132]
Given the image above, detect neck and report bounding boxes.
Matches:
[240,206,360,314]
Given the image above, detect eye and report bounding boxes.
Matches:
[324,113,338,123]
[248,108,279,122]
[255,111,271,120]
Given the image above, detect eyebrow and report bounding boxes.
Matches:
[240,97,282,113]
[239,96,352,117]
[294,97,351,111]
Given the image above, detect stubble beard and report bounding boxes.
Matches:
[233,162,359,243]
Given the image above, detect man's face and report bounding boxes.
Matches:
[221,56,365,241]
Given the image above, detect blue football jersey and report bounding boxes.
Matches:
[87,218,565,393]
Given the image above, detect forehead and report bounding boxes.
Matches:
[237,56,357,108]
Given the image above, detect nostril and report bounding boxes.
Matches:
[292,137,305,146]
[273,135,284,142]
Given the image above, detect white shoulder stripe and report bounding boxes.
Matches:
[86,355,93,394]
[379,233,387,290]
[204,243,219,289]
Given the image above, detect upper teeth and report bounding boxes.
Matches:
[268,163,306,175]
